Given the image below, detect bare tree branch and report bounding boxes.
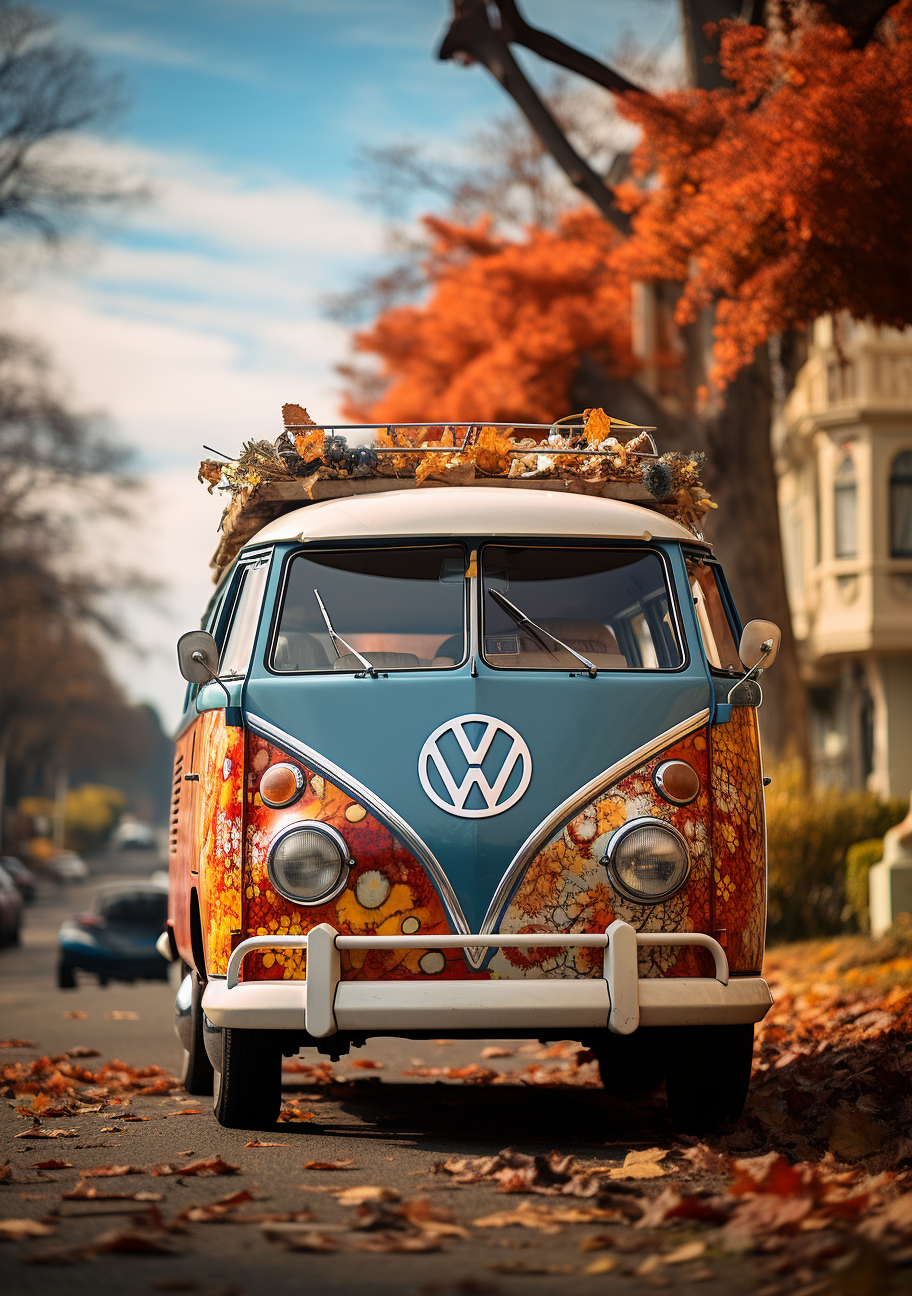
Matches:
[437,0,629,231]
[493,0,647,96]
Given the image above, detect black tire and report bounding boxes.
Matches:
[181,969,214,1096]
[664,1023,754,1134]
[212,1028,282,1130]
[593,1028,666,1098]
[58,959,77,989]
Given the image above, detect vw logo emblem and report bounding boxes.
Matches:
[418,714,532,819]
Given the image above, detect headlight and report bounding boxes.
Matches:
[602,818,690,904]
[268,823,352,904]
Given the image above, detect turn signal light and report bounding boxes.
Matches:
[653,759,700,806]
[259,762,305,808]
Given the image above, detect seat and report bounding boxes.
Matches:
[488,617,627,669]
[273,632,331,671]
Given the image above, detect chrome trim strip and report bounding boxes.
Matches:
[246,712,471,936]
[478,707,712,944]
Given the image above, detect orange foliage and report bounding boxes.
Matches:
[345,210,633,424]
[615,3,912,384]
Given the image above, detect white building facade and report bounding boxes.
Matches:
[776,317,912,798]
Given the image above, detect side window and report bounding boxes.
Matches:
[219,560,270,678]
[686,559,742,673]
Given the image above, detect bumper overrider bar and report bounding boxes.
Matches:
[201,920,772,1038]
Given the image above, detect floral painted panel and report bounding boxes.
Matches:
[196,710,245,975]
[709,705,765,973]
[489,728,714,980]
[243,734,484,982]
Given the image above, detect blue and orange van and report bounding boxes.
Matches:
[168,444,779,1132]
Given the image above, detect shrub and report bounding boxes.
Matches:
[844,838,884,934]
[765,762,905,942]
[64,784,125,853]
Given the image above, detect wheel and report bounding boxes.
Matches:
[58,959,77,989]
[174,966,214,1096]
[664,1024,754,1134]
[593,1028,665,1098]
[212,1028,282,1130]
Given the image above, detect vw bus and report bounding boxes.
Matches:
[168,470,778,1132]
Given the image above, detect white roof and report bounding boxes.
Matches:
[247,486,696,547]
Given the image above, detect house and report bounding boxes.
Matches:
[775,317,912,798]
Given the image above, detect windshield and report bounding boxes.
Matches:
[272,546,467,673]
[481,546,682,671]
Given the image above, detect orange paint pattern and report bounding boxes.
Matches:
[709,706,766,973]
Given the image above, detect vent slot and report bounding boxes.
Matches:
[169,753,183,857]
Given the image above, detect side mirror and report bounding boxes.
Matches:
[177,631,219,684]
[738,620,781,672]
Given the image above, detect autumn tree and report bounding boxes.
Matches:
[343,0,908,760]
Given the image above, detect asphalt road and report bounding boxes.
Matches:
[0,850,738,1296]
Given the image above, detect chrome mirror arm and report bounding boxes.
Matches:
[190,651,232,708]
[726,638,773,705]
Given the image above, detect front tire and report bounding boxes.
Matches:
[664,1023,754,1134]
[212,1028,282,1130]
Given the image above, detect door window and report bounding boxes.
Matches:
[686,559,742,673]
[219,560,270,678]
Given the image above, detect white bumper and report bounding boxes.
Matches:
[201,921,772,1037]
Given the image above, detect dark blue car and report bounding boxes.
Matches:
[58,882,169,988]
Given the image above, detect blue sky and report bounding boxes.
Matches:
[15,0,679,727]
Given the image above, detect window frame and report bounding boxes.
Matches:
[477,541,688,675]
[218,554,272,680]
[889,448,912,559]
[683,552,743,677]
[266,541,471,676]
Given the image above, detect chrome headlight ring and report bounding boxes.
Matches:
[600,816,691,905]
[266,821,353,906]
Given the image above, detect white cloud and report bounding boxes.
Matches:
[10,140,384,728]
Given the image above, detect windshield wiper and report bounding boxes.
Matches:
[489,589,598,679]
[313,589,378,678]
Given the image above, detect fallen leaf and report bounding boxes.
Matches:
[94,1229,177,1254]
[65,1047,100,1058]
[0,1039,36,1048]
[31,1160,73,1170]
[829,1107,887,1162]
[15,1128,79,1140]
[166,1110,202,1117]
[104,1012,140,1021]
[664,1240,707,1264]
[244,1141,293,1148]
[479,1047,513,1059]
[608,1148,668,1180]
[178,1189,255,1222]
[584,1257,617,1274]
[349,1059,383,1070]
[62,1011,87,1019]
[488,1262,575,1275]
[152,1157,240,1178]
[0,1218,55,1240]
[81,1165,144,1177]
[358,1232,442,1253]
[336,1185,401,1205]
[63,1182,163,1202]
[268,1228,340,1252]
[303,1160,355,1171]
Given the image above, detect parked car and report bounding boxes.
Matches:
[0,856,38,903]
[47,850,89,883]
[58,882,170,988]
[0,862,23,945]
[169,436,780,1132]
[111,819,157,850]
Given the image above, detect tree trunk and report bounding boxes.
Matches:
[699,353,810,763]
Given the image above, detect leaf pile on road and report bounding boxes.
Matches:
[2,1053,181,1117]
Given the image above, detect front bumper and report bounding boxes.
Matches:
[201,921,772,1037]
